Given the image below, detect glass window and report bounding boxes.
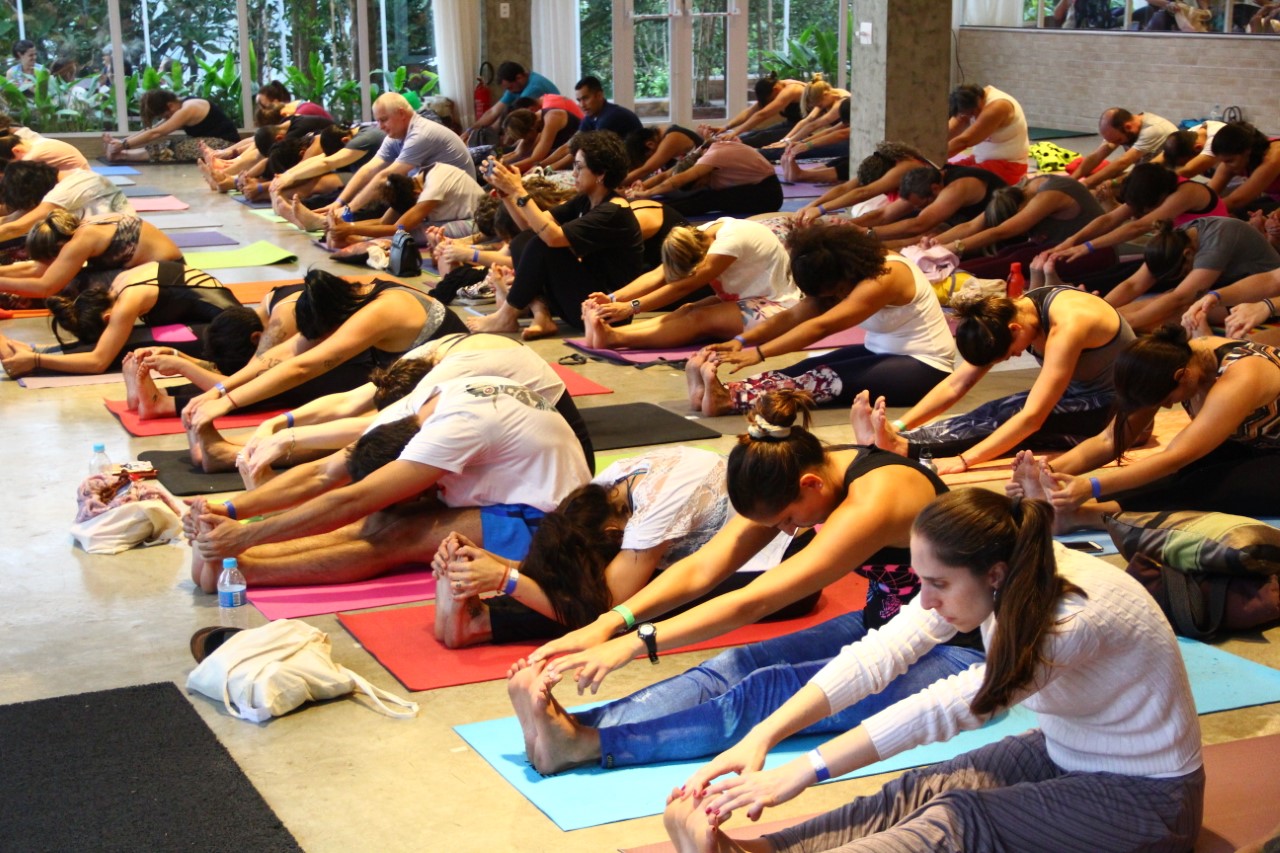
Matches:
[748,0,842,81]
[369,0,439,108]
[2,0,115,131]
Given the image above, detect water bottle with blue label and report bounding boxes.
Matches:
[217,557,247,609]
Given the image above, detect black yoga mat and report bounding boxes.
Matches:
[1027,126,1095,141]
[140,448,246,496]
[0,682,301,852]
[580,402,722,451]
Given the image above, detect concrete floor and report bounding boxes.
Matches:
[1,160,1276,852]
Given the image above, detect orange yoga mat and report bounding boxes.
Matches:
[339,573,869,692]
[103,398,288,436]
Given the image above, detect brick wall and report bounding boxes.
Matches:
[955,27,1280,133]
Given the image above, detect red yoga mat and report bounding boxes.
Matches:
[103,398,288,436]
[247,564,437,620]
[339,573,869,692]
[550,362,612,396]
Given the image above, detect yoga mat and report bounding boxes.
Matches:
[96,156,188,167]
[1028,126,1095,141]
[137,448,245,495]
[231,192,274,209]
[183,241,300,270]
[130,195,191,212]
[141,213,225,230]
[91,164,141,175]
[780,181,831,199]
[342,573,868,693]
[0,682,301,851]
[249,207,291,224]
[151,323,198,343]
[169,230,239,249]
[623,732,1280,853]
[104,398,288,437]
[581,403,722,450]
[551,363,612,397]
[566,327,866,366]
[18,369,177,389]
[247,564,438,620]
[106,175,136,186]
[456,637,1280,831]
[120,184,169,197]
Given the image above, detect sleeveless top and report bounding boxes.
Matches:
[1030,176,1105,246]
[942,165,1008,225]
[542,106,581,150]
[120,262,240,326]
[1188,342,1280,449]
[84,214,143,270]
[859,253,956,373]
[365,281,462,369]
[263,283,305,317]
[1172,177,1228,226]
[837,445,983,649]
[973,85,1029,165]
[182,99,240,144]
[1026,286,1135,397]
[631,201,689,270]
[668,124,703,147]
[1245,138,1280,199]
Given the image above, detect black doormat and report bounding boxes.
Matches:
[580,402,722,450]
[0,682,302,852]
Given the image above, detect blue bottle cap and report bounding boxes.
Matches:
[222,557,238,569]
[93,443,105,452]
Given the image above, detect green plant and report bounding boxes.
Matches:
[370,65,440,100]
[0,69,107,132]
[196,46,258,118]
[760,24,843,80]
[284,51,360,123]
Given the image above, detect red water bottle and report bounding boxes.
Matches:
[1007,262,1025,299]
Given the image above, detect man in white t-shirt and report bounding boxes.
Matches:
[188,374,590,591]
[0,161,133,243]
[1070,107,1178,190]
[326,162,486,245]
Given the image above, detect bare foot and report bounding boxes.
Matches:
[849,390,876,446]
[189,535,220,593]
[236,450,276,490]
[197,159,224,192]
[434,569,459,643]
[122,352,140,410]
[582,304,618,348]
[190,420,241,474]
[134,360,177,420]
[529,672,601,775]
[289,198,327,231]
[780,150,800,183]
[507,659,545,763]
[438,587,490,649]
[1008,450,1047,501]
[700,357,734,417]
[664,788,742,853]
[870,396,910,456]
[685,350,710,410]
[522,300,558,341]
[466,303,522,334]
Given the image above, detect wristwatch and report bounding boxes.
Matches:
[636,622,659,664]
[630,299,643,316]
[515,194,533,207]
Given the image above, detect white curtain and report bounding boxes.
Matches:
[530,0,582,94]
[961,0,1024,26]
[432,0,482,127]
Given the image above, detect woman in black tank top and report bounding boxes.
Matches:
[503,390,983,776]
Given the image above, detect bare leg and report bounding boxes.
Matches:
[133,360,178,420]
[685,350,710,410]
[467,301,523,334]
[869,396,910,456]
[122,352,140,410]
[597,303,744,351]
[436,585,493,649]
[849,390,876,446]
[700,357,734,417]
[528,672,602,775]
[288,197,327,231]
[189,419,243,474]
[522,299,558,341]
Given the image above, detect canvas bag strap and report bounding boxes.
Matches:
[339,665,419,719]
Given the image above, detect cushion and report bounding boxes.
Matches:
[1104,510,1280,576]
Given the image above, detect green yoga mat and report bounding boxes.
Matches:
[183,240,299,270]
[1028,126,1095,141]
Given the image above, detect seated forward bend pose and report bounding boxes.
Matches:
[0,263,236,378]
[851,164,1007,243]
[776,99,852,184]
[1068,107,1178,191]
[267,123,386,204]
[1161,120,1226,178]
[187,373,590,591]
[499,101,581,174]
[581,218,800,351]
[0,161,131,246]
[255,80,333,121]
[0,132,89,171]
[793,142,935,227]
[702,74,806,149]
[322,93,473,218]
[759,76,850,163]
[635,137,783,218]
[318,164,485,248]
[689,224,954,416]
[865,286,1134,474]
[1104,217,1280,332]
[665,487,1203,853]
[623,125,703,187]
[432,446,741,648]
[1021,325,1280,531]
[1047,162,1227,266]
[1201,121,1280,215]
[464,61,560,142]
[0,210,182,300]
[945,83,1030,185]
[102,90,239,163]
[466,131,643,338]
[507,391,982,776]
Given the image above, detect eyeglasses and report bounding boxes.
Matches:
[572,161,587,173]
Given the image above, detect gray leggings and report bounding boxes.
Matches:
[765,730,1204,853]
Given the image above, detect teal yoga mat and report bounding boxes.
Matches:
[454,638,1280,831]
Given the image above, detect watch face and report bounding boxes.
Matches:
[638,623,654,638]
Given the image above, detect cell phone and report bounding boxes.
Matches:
[1064,540,1104,553]
[484,160,495,178]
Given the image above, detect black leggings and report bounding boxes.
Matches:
[1109,441,1280,514]
[505,238,601,329]
[170,356,378,414]
[662,175,784,218]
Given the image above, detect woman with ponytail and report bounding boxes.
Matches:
[505,390,983,776]
[668,488,1203,853]
[1036,323,1280,527]
[864,285,1133,474]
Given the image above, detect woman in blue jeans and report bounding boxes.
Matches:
[506,389,984,775]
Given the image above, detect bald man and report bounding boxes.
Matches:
[1070,107,1177,191]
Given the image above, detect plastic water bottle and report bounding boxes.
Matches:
[88,443,113,476]
[1007,262,1025,300]
[217,558,249,628]
[918,450,937,473]
[1209,104,1223,122]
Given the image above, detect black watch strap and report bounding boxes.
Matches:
[516,194,533,207]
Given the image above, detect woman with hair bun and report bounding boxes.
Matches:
[505,390,983,777]
[1202,121,1280,214]
[861,286,1133,474]
[794,142,934,227]
[1030,324,1280,528]
[0,210,182,299]
[667,488,1202,853]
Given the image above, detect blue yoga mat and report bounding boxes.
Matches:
[455,638,1280,831]
[92,165,141,176]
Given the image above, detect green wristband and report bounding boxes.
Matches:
[612,604,636,630]
[891,419,906,432]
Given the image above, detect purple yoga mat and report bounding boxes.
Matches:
[169,231,239,249]
[566,326,866,365]
[779,180,832,199]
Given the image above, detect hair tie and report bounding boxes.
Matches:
[746,414,792,441]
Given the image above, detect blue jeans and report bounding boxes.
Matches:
[574,611,984,768]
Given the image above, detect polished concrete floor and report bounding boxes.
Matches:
[1,160,1276,852]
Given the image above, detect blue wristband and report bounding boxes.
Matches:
[733,334,747,345]
[1084,240,1096,254]
[1208,290,1222,303]
[807,748,831,782]
[222,499,238,521]
[472,247,480,263]
[285,411,295,428]
[215,382,227,398]
[817,204,827,215]
[503,566,520,596]
[1089,477,1102,501]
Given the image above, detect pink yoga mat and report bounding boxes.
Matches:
[131,195,191,212]
[566,326,866,365]
[150,323,198,343]
[550,363,612,396]
[103,398,288,436]
[340,573,868,692]
[247,564,437,620]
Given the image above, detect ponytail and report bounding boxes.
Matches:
[1142,220,1190,283]
[27,208,81,263]
[726,390,824,518]
[47,285,113,346]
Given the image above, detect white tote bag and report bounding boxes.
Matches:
[186,619,418,723]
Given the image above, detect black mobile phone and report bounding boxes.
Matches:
[1064,540,1104,553]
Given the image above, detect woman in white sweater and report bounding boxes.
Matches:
[666,488,1203,853]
